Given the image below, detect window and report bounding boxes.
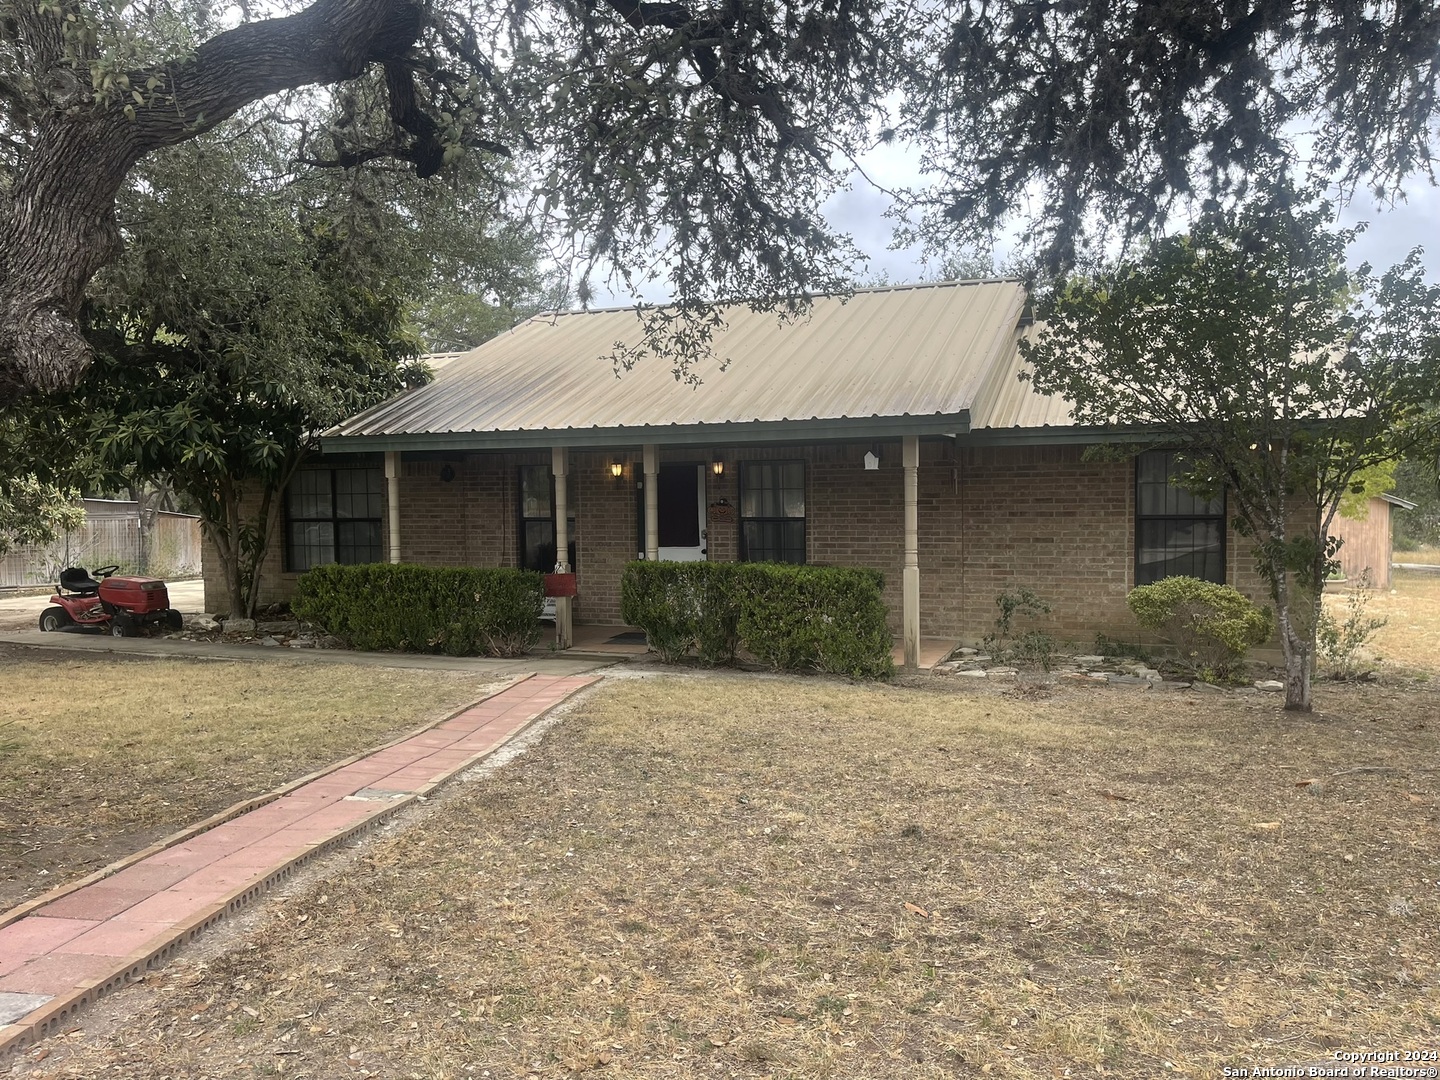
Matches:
[1135,451,1225,585]
[518,464,575,571]
[286,465,384,571]
[741,461,805,563]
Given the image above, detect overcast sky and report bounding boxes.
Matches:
[821,142,1440,287]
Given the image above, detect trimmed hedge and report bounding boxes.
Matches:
[293,563,544,657]
[1126,575,1273,680]
[620,561,894,678]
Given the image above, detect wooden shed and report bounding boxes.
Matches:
[1329,493,1416,589]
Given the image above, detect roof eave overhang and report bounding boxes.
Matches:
[957,423,1162,446]
[320,412,972,454]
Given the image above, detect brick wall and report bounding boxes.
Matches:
[203,442,1278,650]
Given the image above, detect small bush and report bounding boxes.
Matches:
[620,562,892,678]
[1126,576,1273,680]
[293,563,543,657]
[982,587,1057,670]
[1318,569,1388,679]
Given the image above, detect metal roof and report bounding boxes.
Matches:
[327,280,1082,451]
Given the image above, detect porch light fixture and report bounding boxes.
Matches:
[610,461,624,478]
[863,449,881,471]
[711,460,724,476]
[439,464,456,483]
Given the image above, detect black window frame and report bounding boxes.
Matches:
[1134,450,1226,586]
[517,463,576,572]
[739,460,807,564]
[284,464,385,572]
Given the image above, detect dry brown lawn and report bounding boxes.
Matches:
[0,646,501,910]
[16,671,1439,1080]
[1394,546,1440,566]
[1326,568,1440,677]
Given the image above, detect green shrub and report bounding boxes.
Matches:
[1126,576,1273,680]
[293,563,543,657]
[1317,569,1388,679]
[982,587,1057,670]
[619,562,703,663]
[619,561,892,678]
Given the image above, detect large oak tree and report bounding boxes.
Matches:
[2,0,1439,406]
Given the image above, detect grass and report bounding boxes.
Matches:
[18,671,1439,1079]
[0,651,501,910]
[1323,568,1440,677]
[1394,546,1440,565]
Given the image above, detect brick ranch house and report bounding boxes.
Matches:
[203,279,1276,667]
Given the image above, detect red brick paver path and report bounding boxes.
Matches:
[0,672,597,1055]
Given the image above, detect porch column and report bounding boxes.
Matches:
[643,443,659,561]
[903,434,920,670]
[384,451,401,564]
[551,446,572,649]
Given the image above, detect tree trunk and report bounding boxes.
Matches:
[0,0,424,402]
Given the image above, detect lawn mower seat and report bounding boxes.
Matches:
[59,567,101,595]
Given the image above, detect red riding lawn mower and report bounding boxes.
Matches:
[38,566,185,637]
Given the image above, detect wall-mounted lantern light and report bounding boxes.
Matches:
[439,464,456,483]
[711,460,725,477]
[610,461,624,479]
[863,449,880,471]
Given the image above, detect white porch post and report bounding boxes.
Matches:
[903,434,920,670]
[551,446,572,649]
[643,443,659,561]
[384,451,401,564]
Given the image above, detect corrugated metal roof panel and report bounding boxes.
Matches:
[330,280,1032,439]
[967,321,1077,431]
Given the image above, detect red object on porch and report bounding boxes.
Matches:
[544,572,578,597]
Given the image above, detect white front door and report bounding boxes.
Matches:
[656,464,706,561]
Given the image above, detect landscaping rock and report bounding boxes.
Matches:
[1072,655,1106,666]
[986,667,1019,676]
[1192,681,1225,693]
[261,635,281,647]
[1255,680,1284,693]
[1150,680,1192,692]
[187,614,219,631]
[954,647,979,657]
[224,618,256,635]
[953,669,988,678]
[1105,673,1150,686]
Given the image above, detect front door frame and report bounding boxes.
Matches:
[638,459,707,561]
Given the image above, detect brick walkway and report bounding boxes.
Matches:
[0,672,598,1056]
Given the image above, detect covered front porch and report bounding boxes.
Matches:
[371,433,940,669]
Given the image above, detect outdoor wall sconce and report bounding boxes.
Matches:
[610,461,624,478]
[439,464,456,483]
[863,449,880,471]
[711,460,725,476]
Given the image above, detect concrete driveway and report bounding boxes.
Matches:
[0,577,205,633]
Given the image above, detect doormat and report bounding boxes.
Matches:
[605,631,648,645]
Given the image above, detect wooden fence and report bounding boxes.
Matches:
[0,504,202,588]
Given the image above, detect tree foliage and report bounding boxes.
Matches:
[1024,188,1440,712]
[55,116,532,615]
[901,0,1440,271]
[4,0,1440,400]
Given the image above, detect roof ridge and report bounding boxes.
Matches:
[520,278,1026,323]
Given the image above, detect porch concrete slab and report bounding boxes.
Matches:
[0,994,52,1027]
[0,672,599,1057]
